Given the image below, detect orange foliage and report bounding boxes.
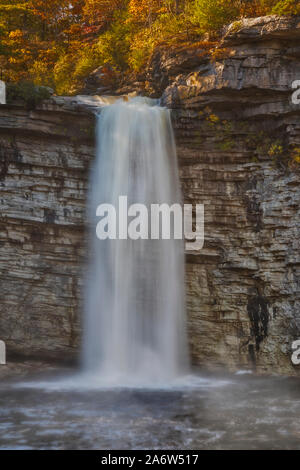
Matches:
[29,0,70,22]
[83,0,127,28]
[240,0,276,17]
[128,0,167,24]
[1,0,300,93]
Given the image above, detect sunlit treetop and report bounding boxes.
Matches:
[0,0,299,93]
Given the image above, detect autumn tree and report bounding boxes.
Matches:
[0,1,37,81]
[128,0,163,24]
[1,0,300,95]
[82,0,127,36]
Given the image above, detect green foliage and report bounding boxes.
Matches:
[6,81,51,109]
[2,0,300,94]
[128,12,190,72]
[268,142,284,158]
[271,0,300,15]
[292,148,300,161]
[205,112,235,150]
[290,147,300,167]
[53,54,77,95]
[191,0,240,33]
[97,10,133,71]
[230,20,242,33]
[29,60,54,88]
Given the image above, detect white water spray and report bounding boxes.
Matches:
[83,97,188,386]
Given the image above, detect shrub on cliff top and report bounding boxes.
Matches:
[7,82,52,109]
[192,0,241,33]
[271,0,300,15]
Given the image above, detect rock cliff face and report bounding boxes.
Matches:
[163,15,300,375]
[0,16,299,374]
[0,100,95,362]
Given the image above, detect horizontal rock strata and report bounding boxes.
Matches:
[162,15,300,374]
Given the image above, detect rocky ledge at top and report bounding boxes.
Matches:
[77,15,300,100]
[40,15,300,114]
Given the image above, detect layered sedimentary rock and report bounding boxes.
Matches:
[0,99,95,362]
[0,15,299,374]
[162,15,300,375]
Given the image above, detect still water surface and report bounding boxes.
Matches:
[0,370,300,450]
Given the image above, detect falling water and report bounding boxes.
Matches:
[83,97,188,386]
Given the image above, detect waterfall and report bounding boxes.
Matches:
[83,97,188,386]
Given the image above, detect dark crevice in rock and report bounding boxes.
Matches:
[247,293,269,352]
